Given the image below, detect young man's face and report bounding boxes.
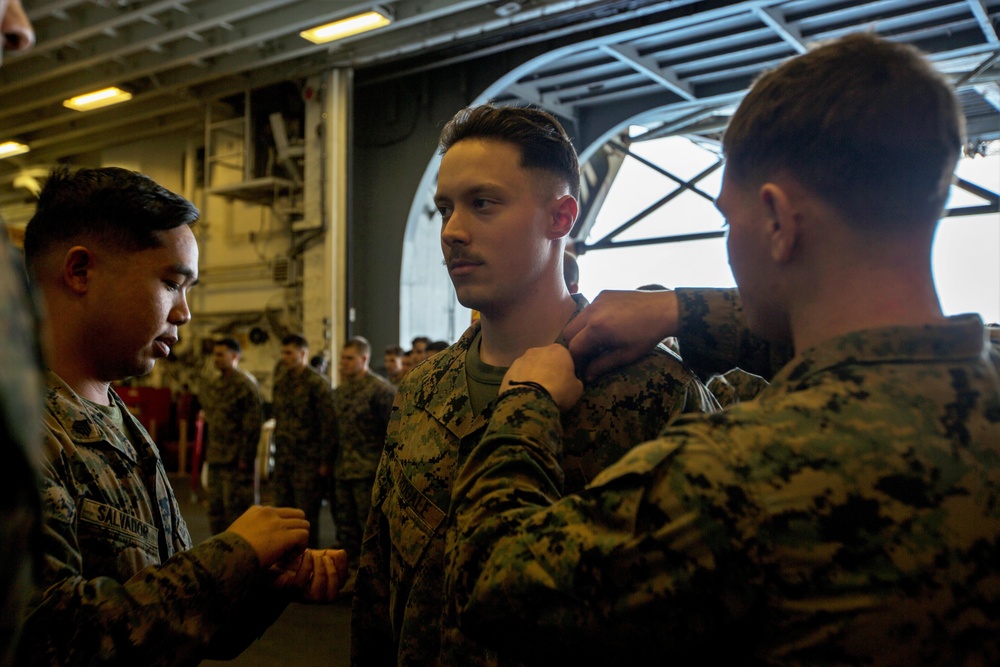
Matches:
[436,138,560,316]
[87,225,198,381]
[339,345,367,381]
[212,345,238,372]
[281,344,307,370]
[384,352,402,373]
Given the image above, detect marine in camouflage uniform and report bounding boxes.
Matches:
[352,294,718,665]
[0,228,44,667]
[446,310,1000,664]
[330,369,396,572]
[272,363,335,548]
[18,371,286,666]
[202,364,263,534]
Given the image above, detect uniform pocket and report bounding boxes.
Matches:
[383,459,446,569]
[77,498,160,577]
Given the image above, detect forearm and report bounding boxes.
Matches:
[676,288,791,380]
[19,530,266,666]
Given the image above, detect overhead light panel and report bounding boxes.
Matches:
[0,141,30,159]
[63,87,133,112]
[300,7,392,44]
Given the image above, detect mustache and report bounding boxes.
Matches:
[442,249,485,268]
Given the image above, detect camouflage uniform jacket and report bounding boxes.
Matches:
[272,365,335,469]
[18,371,283,667]
[331,371,396,481]
[352,295,718,666]
[446,314,1000,665]
[202,367,263,467]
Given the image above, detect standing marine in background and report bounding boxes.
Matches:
[272,332,336,548]
[201,336,263,534]
[330,337,396,582]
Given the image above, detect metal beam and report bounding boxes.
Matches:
[599,43,696,100]
[754,6,807,54]
[966,0,1000,46]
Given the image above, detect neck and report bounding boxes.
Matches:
[478,282,577,367]
[790,255,944,352]
[48,347,113,405]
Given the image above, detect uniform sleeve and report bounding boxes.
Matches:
[675,287,792,380]
[19,439,281,667]
[240,378,264,470]
[445,388,765,663]
[350,391,403,666]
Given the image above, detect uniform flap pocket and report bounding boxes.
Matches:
[78,498,159,553]
[384,460,446,568]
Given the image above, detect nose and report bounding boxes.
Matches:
[2,0,35,55]
[170,292,191,326]
[441,208,470,247]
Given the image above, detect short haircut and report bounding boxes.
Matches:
[214,337,240,354]
[23,166,199,271]
[385,345,404,357]
[411,336,431,347]
[426,340,449,353]
[723,33,963,230]
[282,333,308,349]
[439,104,581,201]
[345,336,371,357]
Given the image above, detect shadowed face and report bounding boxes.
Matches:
[436,138,559,316]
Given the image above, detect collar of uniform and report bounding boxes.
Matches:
[42,370,148,466]
[405,319,480,438]
[771,314,988,389]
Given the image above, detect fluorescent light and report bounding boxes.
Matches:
[300,8,392,44]
[63,87,133,112]
[0,141,30,159]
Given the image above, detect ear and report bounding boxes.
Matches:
[758,183,799,264]
[62,246,95,294]
[547,195,578,240]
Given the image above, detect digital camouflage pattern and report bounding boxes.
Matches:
[0,230,44,667]
[202,367,263,533]
[19,371,283,666]
[330,371,395,567]
[331,370,396,481]
[676,287,793,380]
[202,367,263,468]
[446,314,1000,665]
[272,365,335,548]
[706,367,769,407]
[352,295,718,666]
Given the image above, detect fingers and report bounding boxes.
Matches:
[270,506,307,519]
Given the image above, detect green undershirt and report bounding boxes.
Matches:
[465,329,508,417]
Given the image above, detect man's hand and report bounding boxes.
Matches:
[226,506,310,568]
[562,289,679,380]
[500,344,583,411]
[273,548,348,603]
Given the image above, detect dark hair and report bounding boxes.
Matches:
[426,340,449,353]
[23,166,199,270]
[384,345,404,357]
[214,337,240,354]
[439,105,581,201]
[345,336,371,357]
[411,336,431,347]
[282,333,308,349]
[723,33,963,230]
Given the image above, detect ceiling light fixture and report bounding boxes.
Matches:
[63,87,133,112]
[300,6,392,44]
[0,141,30,159]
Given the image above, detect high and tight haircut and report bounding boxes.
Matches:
[345,336,371,357]
[282,333,308,349]
[385,345,404,357]
[214,337,240,354]
[438,104,581,202]
[411,336,431,347]
[723,32,963,230]
[23,166,200,270]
